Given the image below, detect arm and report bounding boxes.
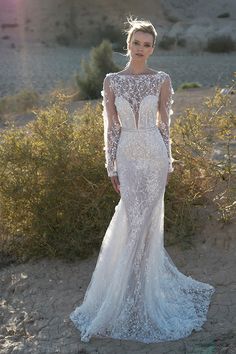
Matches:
[101,75,121,177]
[157,74,175,173]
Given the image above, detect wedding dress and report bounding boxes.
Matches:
[69,71,215,343]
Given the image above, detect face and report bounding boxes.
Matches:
[128,30,155,61]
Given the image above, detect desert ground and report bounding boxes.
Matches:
[1,219,236,354]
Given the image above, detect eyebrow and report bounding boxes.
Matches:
[133,39,152,44]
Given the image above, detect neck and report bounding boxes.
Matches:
[126,60,149,75]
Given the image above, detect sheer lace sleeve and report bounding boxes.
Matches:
[101,74,121,177]
[157,74,175,173]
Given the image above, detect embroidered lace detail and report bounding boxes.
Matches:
[70,199,215,343]
[101,75,121,177]
[111,73,160,129]
[105,121,121,176]
[70,72,215,344]
[101,71,175,177]
[157,74,175,173]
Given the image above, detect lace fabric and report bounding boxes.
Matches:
[157,75,175,173]
[69,71,215,344]
[101,71,174,176]
[101,75,121,177]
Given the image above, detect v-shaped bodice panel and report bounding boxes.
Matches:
[115,95,158,129]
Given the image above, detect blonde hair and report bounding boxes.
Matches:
[123,16,158,57]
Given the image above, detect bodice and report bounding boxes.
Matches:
[107,72,168,129]
[101,71,175,176]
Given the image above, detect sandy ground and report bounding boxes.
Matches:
[0,220,236,354]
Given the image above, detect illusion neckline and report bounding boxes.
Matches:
[114,72,160,78]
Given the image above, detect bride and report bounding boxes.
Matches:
[69,17,215,344]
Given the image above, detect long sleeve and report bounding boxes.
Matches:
[157,74,175,173]
[101,75,121,177]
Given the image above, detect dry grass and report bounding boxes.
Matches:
[0,89,39,122]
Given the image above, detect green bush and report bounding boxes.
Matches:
[76,39,120,99]
[205,35,235,53]
[178,82,202,89]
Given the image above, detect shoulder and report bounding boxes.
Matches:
[102,73,115,90]
[158,71,174,92]
[157,71,172,82]
[158,72,174,94]
[104,72,117,80]
[103,72,117,87]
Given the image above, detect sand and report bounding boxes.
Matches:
[0,220,236,353]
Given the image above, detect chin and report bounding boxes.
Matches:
[132,55,145,61]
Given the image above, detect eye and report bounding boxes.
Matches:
[144,44,151,47]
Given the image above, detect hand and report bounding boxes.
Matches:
[110,175,120,194]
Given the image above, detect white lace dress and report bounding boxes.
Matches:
[69,71,215,343]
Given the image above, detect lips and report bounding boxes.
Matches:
[136,53,144,57]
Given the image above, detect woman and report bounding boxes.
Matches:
[70,17,215,344]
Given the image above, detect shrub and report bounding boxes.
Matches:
[0,97,118,261]
[158,35,176,50]
[0,89,39,120]
[94,24,126,52]
[205,35,235,53]
[165,78,236,246]
[55,34,71,46]
[217,12,230,18]
[177,37,186,47]
[179,82,202,89]
[76,39,120,99]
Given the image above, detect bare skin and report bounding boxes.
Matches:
[110,30,171,194]
[110,175,120,194]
